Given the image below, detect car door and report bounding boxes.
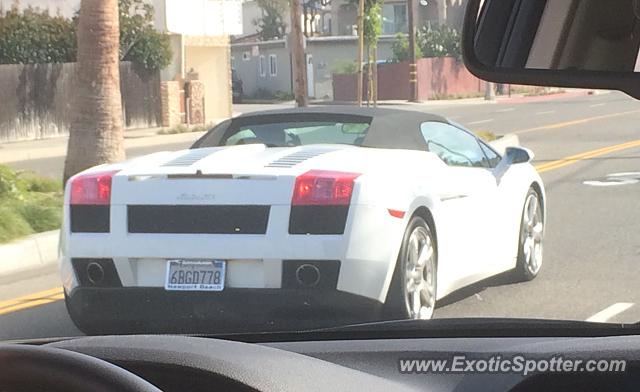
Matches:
[420,122,501,284]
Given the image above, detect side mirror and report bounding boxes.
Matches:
[462,0,640,98]
[493,146,535,184]
[504,147,534,165]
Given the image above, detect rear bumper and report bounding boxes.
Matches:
[60,204,407,302]
[65,287,383,335]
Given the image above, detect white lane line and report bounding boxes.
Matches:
[590,103,606,108]
[467,119,494,125]
[536,110,556,115]
[495,108,515,113]
[586,303,634,323]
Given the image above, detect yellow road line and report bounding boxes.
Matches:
[536,139,640,173]
[515,109,640,135]
[0,287,63,316]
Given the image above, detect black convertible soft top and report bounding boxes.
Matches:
[192,106,450,151]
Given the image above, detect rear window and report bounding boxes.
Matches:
[221,121,371,147]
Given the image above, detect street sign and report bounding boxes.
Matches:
[163,0,243,36]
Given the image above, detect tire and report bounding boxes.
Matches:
[514,188,544,281]
[384,216,437,320]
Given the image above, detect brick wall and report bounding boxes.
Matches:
[332,57,485,102]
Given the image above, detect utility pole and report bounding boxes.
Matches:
[407,0,418,102]
[356,0,365,106]
[485,82,496,101]
[290,0,308,107]
[373,46,378,107]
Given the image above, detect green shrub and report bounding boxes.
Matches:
[190,125,207,133]
[274,91,294,101]
[0,165,63,243]
[17,198,62,233]
[17,173,61,193]
[0,1,172,71]
[331,60,359,75]
[0,205,34,243]
[0,7,77,64]
[477,131,498,142]
[391,33,422,63]
[253,88,275,99]
[418,25,462,59]
[158,124,207,135]
[0,165,20,199]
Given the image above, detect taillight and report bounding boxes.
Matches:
[70,171,118,205]
[292,170,361,206]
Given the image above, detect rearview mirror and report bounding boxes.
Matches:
[340,123,369,134]
[462,0,640,98]
[505,147,534,165]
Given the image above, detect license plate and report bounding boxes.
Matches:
[165,260,226,291]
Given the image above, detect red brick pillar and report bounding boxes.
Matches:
[186,80,205,125]
[161,81,182,127]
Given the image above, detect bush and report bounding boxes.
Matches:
[391,33,422,63]
[476,131,498,142]
[0,1,172,71]
[418,26,462,59]
[17,196,62,233]
[0,7,77,64]
[0,205,33,243]
[157,124,210,135]
[17,173,61,193]
[0,165,63,243]
[253,88,275,99]
[274,91,294,101]
[331,60,359,75]
[0,165,20,199]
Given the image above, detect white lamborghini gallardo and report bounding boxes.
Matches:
[60,107,545,333]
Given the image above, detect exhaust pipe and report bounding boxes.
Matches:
[86,262,105,285]
[295,264,321,288]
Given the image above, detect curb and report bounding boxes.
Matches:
[0,230,59,281]
[489,134,520,155]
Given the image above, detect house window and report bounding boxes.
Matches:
[269,54,277,77]
[382,3,408,34]
[259,55,266,77]
[243,51,250,61]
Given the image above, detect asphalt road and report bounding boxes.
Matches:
[3,91,640,340]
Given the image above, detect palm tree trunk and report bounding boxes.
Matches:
[63,0,124,184]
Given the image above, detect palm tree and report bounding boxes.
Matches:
[63,0,124,184]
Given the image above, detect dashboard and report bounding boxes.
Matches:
[23,333,639,391]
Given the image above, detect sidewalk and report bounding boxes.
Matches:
[0,90,600,165]
[316,89,601,108]
[0,230,59,283]
[0,127,206,165]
